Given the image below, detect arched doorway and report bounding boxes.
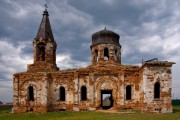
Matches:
[95,77,118,110]
[101,90,113,109]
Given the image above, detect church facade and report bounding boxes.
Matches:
[13,9,175,113]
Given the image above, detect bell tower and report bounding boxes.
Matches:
[27,8,59,71]
[91,28,121,65]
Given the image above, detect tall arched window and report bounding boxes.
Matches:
[104,48,109,60]
[154,82,160,99]
[126,85,131,100]
[60,86,65,101]
[95,49,98,62]
[37,42,45,61]
[81,86,87,100]
[114,49,118,61]
[28,86,34,101]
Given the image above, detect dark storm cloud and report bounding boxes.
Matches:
[68,0,144,25]
[0,0,53,43]
[65,0,180,65]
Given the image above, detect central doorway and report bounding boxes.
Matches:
[101,90,113,109]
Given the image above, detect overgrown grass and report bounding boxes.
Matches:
[0,106,180,120]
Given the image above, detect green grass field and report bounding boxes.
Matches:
[0,106,180,120]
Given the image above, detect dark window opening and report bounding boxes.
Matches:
[28,86,34,101]
[37,42,45,61]
[95,49,98,62]
[126,85,131,100]
[81,86,87,100]
[60,87,65,101]
[154,82,160,99]
[104,48,109,60]
[114,49,118,61]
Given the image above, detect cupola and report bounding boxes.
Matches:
[91,28,121,65]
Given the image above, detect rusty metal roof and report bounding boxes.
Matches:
[142,58,175,66]
[35,9,54,41]
[91,28,120,46]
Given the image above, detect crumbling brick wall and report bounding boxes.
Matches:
[13,72,50,113]
[141,63,173,113]
[13,62,174,113]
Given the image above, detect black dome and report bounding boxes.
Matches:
[91,28,120,47]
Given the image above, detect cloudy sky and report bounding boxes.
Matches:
[0,0,180,102]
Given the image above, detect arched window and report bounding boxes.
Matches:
[126,85,131,100]
[154,82,160,99]
[28,86,34,101]
[104,48,109,60]
[94,49,98,62]
[60,87,65,101]
[81,86,87,100]
[114,49,118,61]
[37,42,45,61]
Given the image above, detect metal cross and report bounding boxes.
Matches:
[44,4,48,9]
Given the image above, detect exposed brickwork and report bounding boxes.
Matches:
[13,9,175,113]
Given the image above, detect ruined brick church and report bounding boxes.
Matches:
[13,8,175,113]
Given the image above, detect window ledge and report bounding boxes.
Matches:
[126,99,133,101]
[154,98,161,101]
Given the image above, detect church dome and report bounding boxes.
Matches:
[91,28,120,46]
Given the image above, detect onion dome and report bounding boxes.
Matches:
[91,28,120,47]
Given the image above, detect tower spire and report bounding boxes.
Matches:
[28,7,59,71]
[35,4,54,41]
